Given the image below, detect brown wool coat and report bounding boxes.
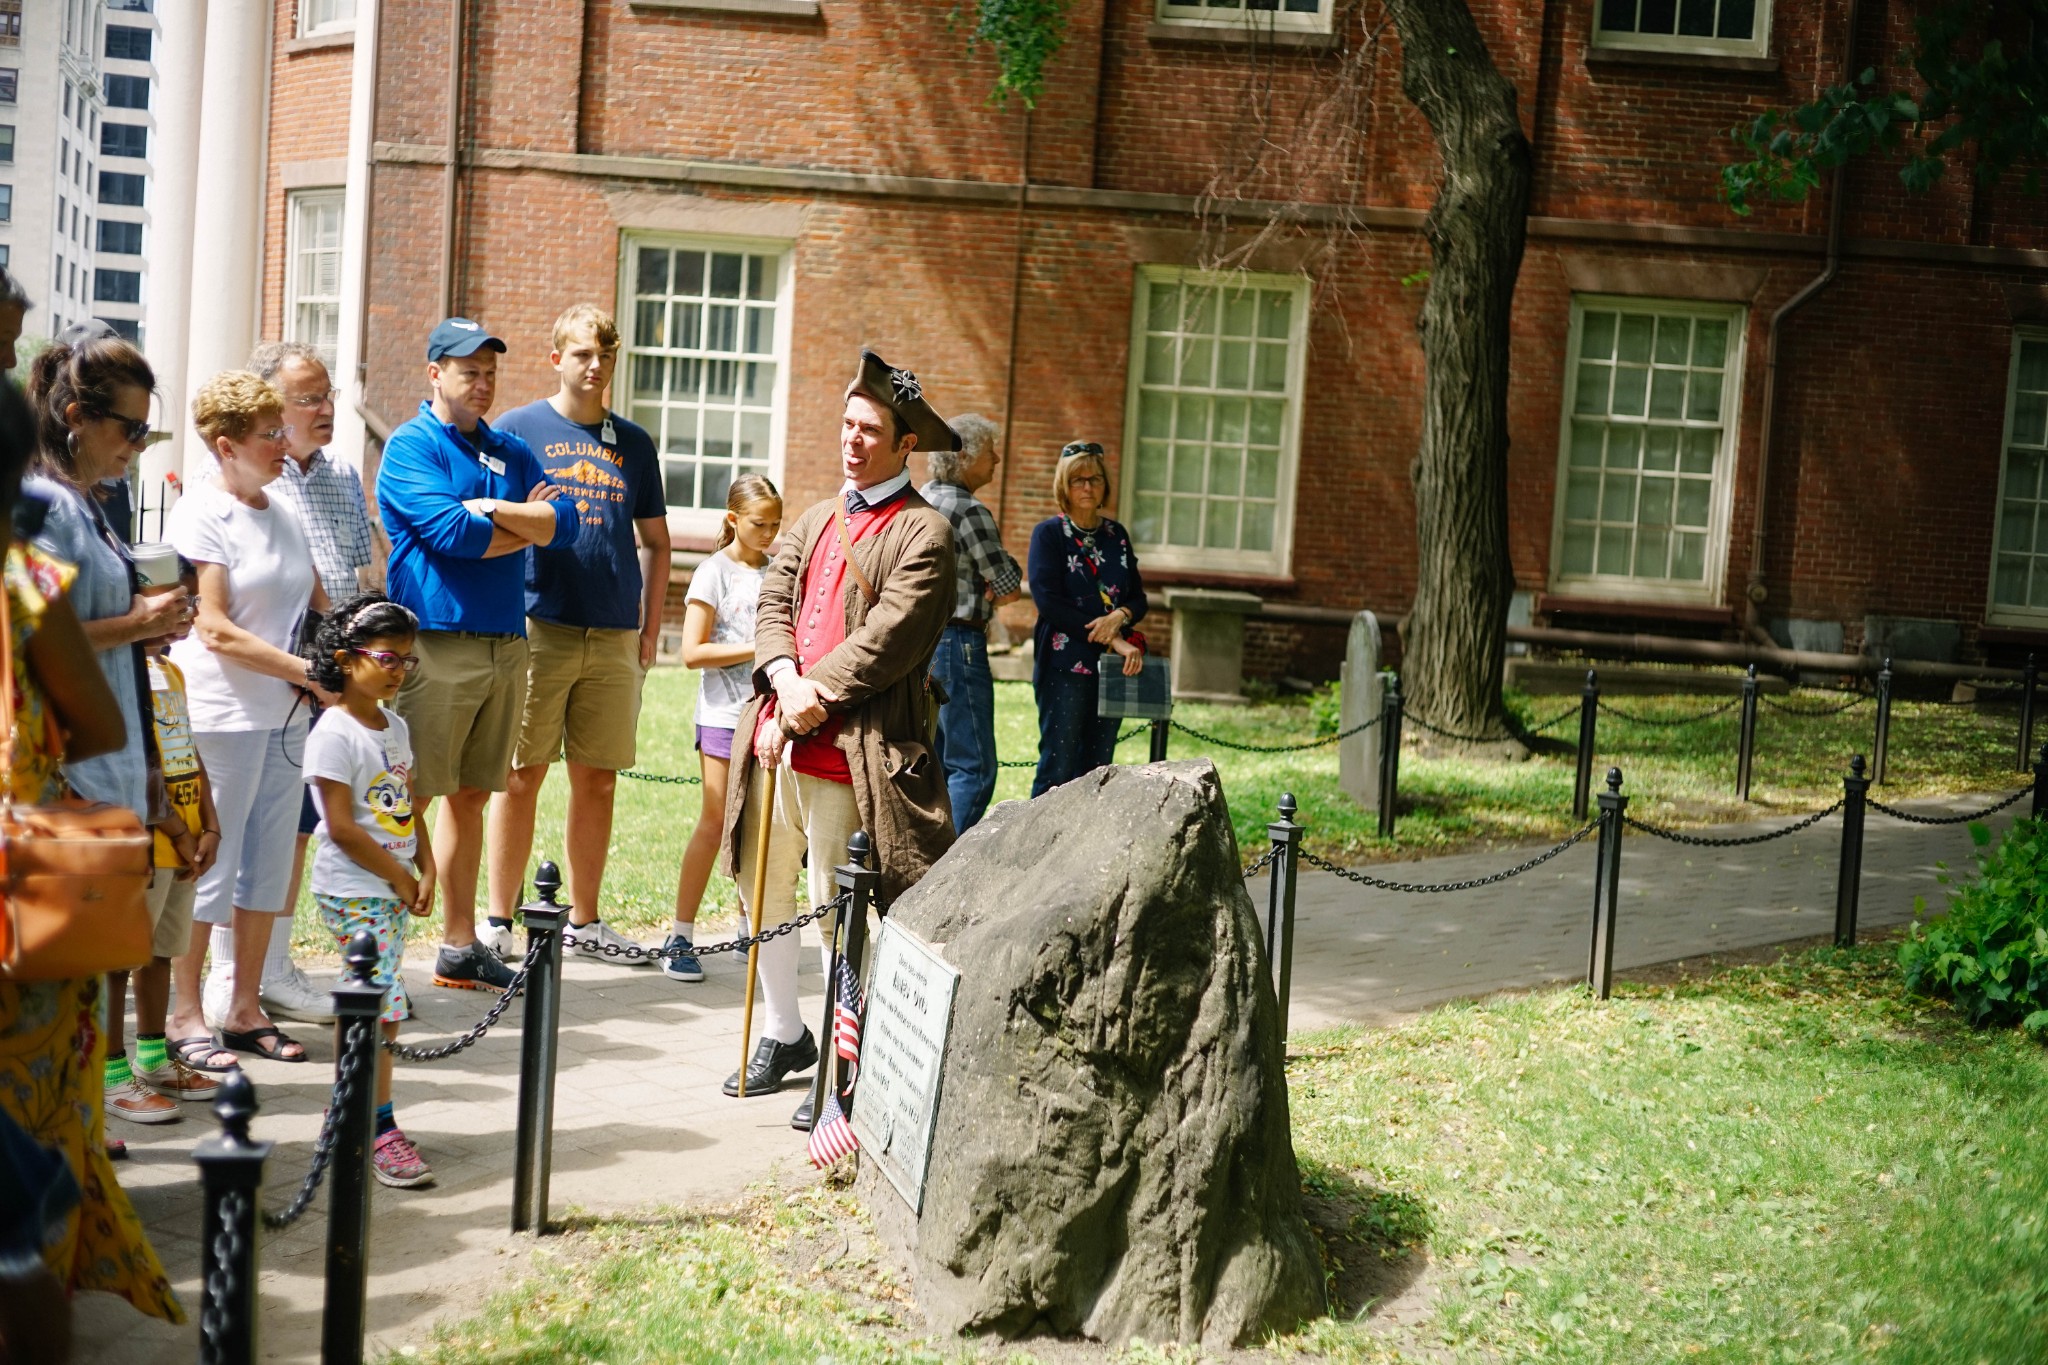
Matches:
[718,488,959,904]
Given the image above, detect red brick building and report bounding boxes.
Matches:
[256,0,2048,676]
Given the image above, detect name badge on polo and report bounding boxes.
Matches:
[479,452,507,476]
[600,416,616,447]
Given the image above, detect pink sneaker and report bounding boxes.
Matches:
[371,1129,435,1189]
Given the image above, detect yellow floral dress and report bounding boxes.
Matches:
[0,543,182,1322]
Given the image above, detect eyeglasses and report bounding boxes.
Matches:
[1060,441,1105,460]
[97,411,152,445]
[349,648,420,674]
[289,388,338,409]
[255,425,293,444]
[1069,474,1107,489]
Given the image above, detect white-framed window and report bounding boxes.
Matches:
[284,189,343,369]
[619,236,789,525]
[1122,265,1308,576]
[1988,333,2048,626]
[1549,296,1746,602]
[1593,0,1770,59]
[298,0,356,37]
[1156,0,1332,33]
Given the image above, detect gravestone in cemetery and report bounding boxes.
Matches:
[1337,610,1383,814]
[858,759,1325,1347]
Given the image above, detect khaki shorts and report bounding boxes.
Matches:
[146,865,196,959]
[512,619,647,771]
[396,631,531,799]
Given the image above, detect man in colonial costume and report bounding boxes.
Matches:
[719,350,959,1125]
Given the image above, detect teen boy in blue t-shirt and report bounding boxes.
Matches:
[486,304,674,972]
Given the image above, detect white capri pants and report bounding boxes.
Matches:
[191,719,310,925]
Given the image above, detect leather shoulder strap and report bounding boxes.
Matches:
[835,506,880,609]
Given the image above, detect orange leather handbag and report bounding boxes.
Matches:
[0,580,153,981]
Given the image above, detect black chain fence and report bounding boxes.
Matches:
[1242,846,1280,879]
[1868,787,2030,826]
[262,1016,371,1229]
[382,936,539,1062]
[200,1188,249,1365]
[559,892,852,963]
[1169,712,1380,754]
[1296,821,1599,894]
[1624,799,1844,847]
[999,726,1147,769]
[1759,692,1872,717]
[1599,697,1743,727]
[620,768,702,786]
[1526,706,1581,734]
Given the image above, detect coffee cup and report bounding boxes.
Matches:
[132,542,182,589]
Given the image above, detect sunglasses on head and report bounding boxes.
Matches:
[96,411,152,445]
[1060,441,1104,460]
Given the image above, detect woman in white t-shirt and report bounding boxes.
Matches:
[661,475,780,985]
[165,372,334,1065]
[302,594,436,1189]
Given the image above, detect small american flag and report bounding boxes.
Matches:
[832,955,865,1085]
[807,1086,858,1169]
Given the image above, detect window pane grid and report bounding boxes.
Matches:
[1129,277,1296,558]
[1156,0,1329,30]
[285,192,343,369]
[1596,0,1764,50]
[1993,339,2048,613]
[1557,306,1732,587]
[626,245,780,512]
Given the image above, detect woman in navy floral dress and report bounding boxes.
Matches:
[1026,443,1148,797]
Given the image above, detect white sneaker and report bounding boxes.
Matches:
[260,962,337,1023]
[201,966,234,1033]
[564,919,653,966]
[478,919,521,963]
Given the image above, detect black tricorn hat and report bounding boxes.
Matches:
[844,349,960,454]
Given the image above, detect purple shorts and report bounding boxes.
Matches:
[695,724,736,761]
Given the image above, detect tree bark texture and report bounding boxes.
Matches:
[1382,0,1532,740]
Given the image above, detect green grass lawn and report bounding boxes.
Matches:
[295,667,2032,952]
[396,940,2048,1364]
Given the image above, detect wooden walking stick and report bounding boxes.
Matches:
[736,759,779,1098]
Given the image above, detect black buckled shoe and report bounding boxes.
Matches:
[790,1091,814,1132]
[722,1028,818,1097]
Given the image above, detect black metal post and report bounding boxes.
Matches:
[2033,743,2048,819]
[1571,668,1599,821]
[193,1069,271,1365]
[1587,768,1627,1001]
[511,861,567,1235]
[805,832,881,1130]
[323,931,387,1365]
[1871,657,1894,786]
[1149,717,1169,762]
[1834,755,1870,948]
[1264,793,1304,1036]
[1377,674,1403,839]
[1735,663,1759,801]
[2020,654,2039,773]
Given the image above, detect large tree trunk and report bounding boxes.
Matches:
[1382,0,1532,741]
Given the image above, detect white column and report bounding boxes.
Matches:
[142,0,207,486]
[329,0,379,478]
[180,0,271,440]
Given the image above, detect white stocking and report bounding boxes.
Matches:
[754,928,805,1045]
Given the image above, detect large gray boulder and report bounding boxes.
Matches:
[862,759,1325,1347]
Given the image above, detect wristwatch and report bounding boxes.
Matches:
[477,498,499,521]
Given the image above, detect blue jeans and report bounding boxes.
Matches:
[1032,669,1119,798]
[931,624,998,833]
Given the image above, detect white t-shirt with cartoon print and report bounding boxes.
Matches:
[304,705,418,900]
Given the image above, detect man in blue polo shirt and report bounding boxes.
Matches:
[378,317,578,991]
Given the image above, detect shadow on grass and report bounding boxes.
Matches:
[1297,1157,1433,1322]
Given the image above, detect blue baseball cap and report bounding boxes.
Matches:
[425,317,507,362]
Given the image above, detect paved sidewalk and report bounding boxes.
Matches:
[75,786,2022,1362]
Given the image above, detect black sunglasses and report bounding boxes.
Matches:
[96,410,152,445]
[1060,441,1104,459]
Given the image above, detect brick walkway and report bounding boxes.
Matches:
[75,786,2023,1362]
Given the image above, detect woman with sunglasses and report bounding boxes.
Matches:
[163,371,335,1065]
[1027,441,1149,797]
[25,331,199,1132]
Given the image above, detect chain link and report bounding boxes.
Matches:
[1624,798,1843,846]
[1169,712,1381,753]
[1526,705,1581,734]
[999,724,1149,768]
[262,1016,371,1229]
[198,1187,248,1365]
[619,768,703,785]
[1867,787,2030,826]
[1297,821,1598,893]
[382,935,540,1062]
[560,892,852,962]
[1598,697,1743,727]
[1758,692,1871,717]
[1242,846,1279,878]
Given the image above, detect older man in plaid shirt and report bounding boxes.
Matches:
[920,414,1022,832]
